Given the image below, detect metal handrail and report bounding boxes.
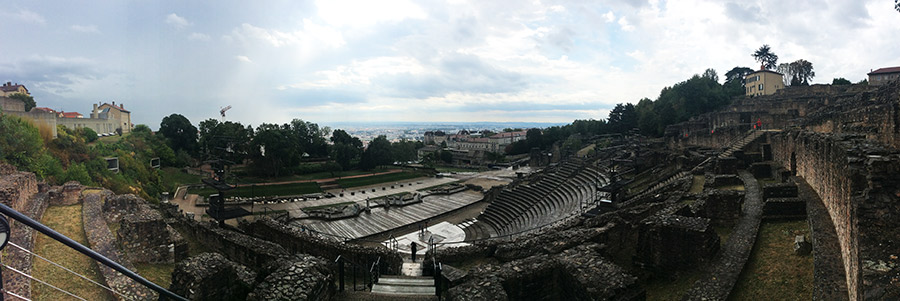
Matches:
[0,203,188,301]
[334,255,376,292]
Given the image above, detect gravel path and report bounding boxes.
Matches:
[683,170,763,301]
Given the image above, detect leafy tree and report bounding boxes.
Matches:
[832,78,851,85]
[724,67,754,86]
[198,119,253,164]
[752,44,778,70]
[702,68,719,83]
[391,139,420,163]
[329,129,362,170]
[789,59,815,85]
[776,63,794,86]
[526,128,543,149]
[8,93,36,112]
[249,123,298,177]
[360,136,393,170]
[159,114,198,153]
[79,127,98,142]
[289,119,329,158]
[607,103,638,133]
[505,140,530,155]
[439,149,453,164]
[857,79,868,85]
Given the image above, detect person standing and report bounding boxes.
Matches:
[410,242,418,262]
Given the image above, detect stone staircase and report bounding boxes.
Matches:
[368,262,436,299]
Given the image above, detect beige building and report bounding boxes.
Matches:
[745,70,784,96]
[0,82,29,96]
[867,67,900,86]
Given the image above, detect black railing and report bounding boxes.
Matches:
[0,203,188,301]
[334,255,378,292]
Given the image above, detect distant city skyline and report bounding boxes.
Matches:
[1,0,899,128]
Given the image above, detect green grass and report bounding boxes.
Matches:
[301,201,356,212]
[336,171,428,188]
[134,263,175,289]
[434,166,485,173]
[237,167,395,183]
[729,220,813,300]
[159,167,201,191]
[689,175,706,194]
[717,185,745,191]
[189,182,322,198]
[32,204,115,301]
[644,269,705,301]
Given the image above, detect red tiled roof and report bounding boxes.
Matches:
[60,112,83,118]
[868,67,900,75]
[33,107,57,113]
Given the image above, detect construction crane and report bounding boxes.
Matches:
[219,105,232,121]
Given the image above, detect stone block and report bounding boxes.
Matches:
[710,174,742,187]
[636,214,720,269]
[762,183,798,199]
[761,143,773,161]
[703,190,744,226]
[170,253,256,301]
[716,157,740,174]
[750,162,772,179]
[763,197,806,219]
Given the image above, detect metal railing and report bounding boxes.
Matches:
[0,203,188,301]
[334,255,379,292]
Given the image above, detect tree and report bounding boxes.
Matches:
[608,103,638,133]
[832,78,851,85]
[249,123,298,177]
[329,129,362,170]
[789,59,815,85]
[360,136,392,170]
[8,93,36,112]
[702,68,719,83]
[752,44,778,70]
[79,127,98,142]
[776,63,794,86]
[526,128,543,149]
[724,67,754,86]
[198,119,253,164]
[159,114,198,153]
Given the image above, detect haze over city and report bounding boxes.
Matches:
[1,0,899,128]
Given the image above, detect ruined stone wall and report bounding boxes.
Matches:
[243,218,402,275]
[770,130,900,300]
[803,83,900,149]
[172,217,289,269]
[0,166,46,299]
[102,194,185,264]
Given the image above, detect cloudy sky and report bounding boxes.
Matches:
[1,0,899,128]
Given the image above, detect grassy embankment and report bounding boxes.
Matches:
[190,182,323,198]
[32,204,114,301]
[729,220,813,300]
[336,171,429,188]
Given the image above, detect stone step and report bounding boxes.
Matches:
[379,276,434,286]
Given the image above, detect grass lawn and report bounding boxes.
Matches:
[336,171,428,188]
[159,167,201,191]
[644,269,706,301]
[134,263,175,289]
[689,175,706,194]
[237,167,395,184]
[189,182,322,198]
[32,204,115,301]
[729,220,813,300]
[434,166,485,173]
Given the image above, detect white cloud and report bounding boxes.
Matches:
[70,24,99,33]
[188,32,210,41]
[603,11,616,23]
[5,9,46,24]
[165,13,191,28]
[233,21,344,48]
[235,55,252,63]
[315,0,427,27]
[617,16,635,31]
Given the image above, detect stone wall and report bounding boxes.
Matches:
[169,252,256,301]
[242,218,402,275]
[82,191,157,300]
[171,217,289,269]
[47,181,84,206]
[0,165,46,299]
[103,194,185,264]
[770,130,900,300]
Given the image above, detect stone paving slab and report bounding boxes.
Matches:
[683,170,763,301]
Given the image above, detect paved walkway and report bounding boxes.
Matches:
[234,169,404,187]
[683,170,763,301]
[796,176,849,300]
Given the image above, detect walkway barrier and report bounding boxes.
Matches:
[0,203,187,301]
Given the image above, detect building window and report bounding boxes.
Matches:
[758,84,764,91]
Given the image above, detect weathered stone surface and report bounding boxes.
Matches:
[700,189,744,226]
[247,255,334,301]
[48,181,84,205]
[636,213,719,270]
[169,252,256,301]
[762,183,799,199]
[794,235,812,256]
[750,162,772,178]
[762,197,806,219]
[0,166,44,300]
